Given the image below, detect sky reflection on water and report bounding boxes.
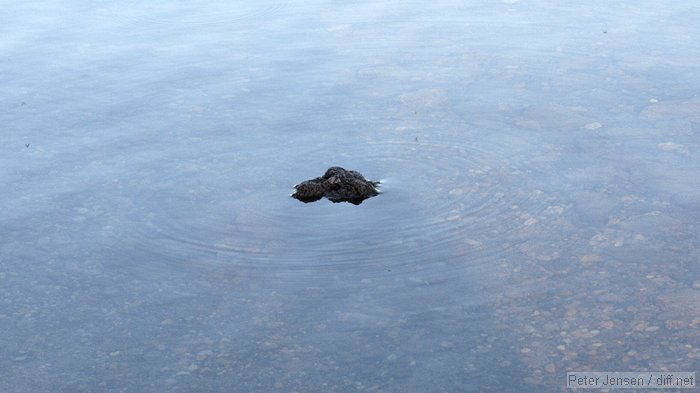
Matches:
[2,1,699,392]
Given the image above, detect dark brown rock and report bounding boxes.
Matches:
[292,167,380,205]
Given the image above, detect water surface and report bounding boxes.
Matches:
[2,1,699,392]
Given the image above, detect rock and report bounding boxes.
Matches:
[659,289,700,315]
[583,122,602,130]
[292,166,380,205]
[640,98,700,121]
[658,142,688,153]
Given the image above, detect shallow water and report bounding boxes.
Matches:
[2,1,699,392]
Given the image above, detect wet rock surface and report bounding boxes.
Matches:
[292,167,380,205]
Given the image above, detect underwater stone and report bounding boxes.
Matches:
[292,166,380,205]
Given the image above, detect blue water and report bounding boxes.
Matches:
[2,1,699,392]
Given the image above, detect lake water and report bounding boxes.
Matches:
[2,1,699,392]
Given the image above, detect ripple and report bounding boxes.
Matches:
[362,137,560,262]
[129,130,562,282]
